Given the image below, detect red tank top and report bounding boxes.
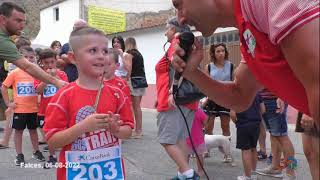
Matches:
[233,0,316,115]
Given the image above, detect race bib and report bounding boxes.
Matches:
[17,82,36,97]
[66,146,124,180]
[43,84,58,98]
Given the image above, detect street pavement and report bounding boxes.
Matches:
[0,109,312,180]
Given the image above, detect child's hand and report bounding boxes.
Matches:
[79,114,110,133]
[46,68,57,77]
[104,111,122,134]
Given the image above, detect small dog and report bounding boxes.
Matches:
[204,134,235,166]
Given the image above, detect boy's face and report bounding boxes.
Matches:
[72,34,108,78]
[23,52,36,63]
[104,54,119,79]
[41,57,57,70]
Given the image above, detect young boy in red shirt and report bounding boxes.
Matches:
[34,48,68,168]
[43,27,134,180]
[104,48,131,99]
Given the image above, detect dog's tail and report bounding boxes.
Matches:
[225,134,232,141]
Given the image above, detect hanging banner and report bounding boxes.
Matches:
[88,5,126,34]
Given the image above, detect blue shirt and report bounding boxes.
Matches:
[235,94,262,128]
[208,60,233,82]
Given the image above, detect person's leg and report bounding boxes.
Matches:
[302,133,319,180]
[28,129,40,151]
[196,155,205,177]
[276,135,295,175]
[270,135,282,170]
[251,148,258,171]
[220,114,231,136]
[241,149,253,177]
[0,108,13,147]
[163,143,190,173]
[205,115,215,135]
[38,128,46,143]
[14,129,24,154]
[258,122,267,155]
[157,108,196,178]
[131,95,143,135]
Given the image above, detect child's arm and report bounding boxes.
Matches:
[47,113,111,149]
[229,110,237,123]
[1,85,14,108]
[35,81,47,94]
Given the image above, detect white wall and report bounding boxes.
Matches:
[84,0,173,13]
[109,26,167,84]
[33,0,80,46]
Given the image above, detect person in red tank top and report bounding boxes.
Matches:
[171,0,319,179]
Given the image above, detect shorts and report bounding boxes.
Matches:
[157,106,195,145]
[295,112,319,137]
[127,78,146,97]
[203,100,230,117]
[37,115,45,128]
[236,124,260,150]
[263,112,288,136]
[11,113,38,130]
[131,88,146,97]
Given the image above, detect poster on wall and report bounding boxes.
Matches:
[88,5,126,34]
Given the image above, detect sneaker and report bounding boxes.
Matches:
[223,155,232,163]
[14,154,25,166]
[171,172,200,180]
[187,172,200,180]
[251,171,258,180]
[256,165,283,178]
[0,144,9,149]
[43,146,49,152]
[32,150,45,162]
[257,151,267,160]
[282,174,296,180]
[43,155,57,169]
[237,175,253,180]
[38,141,47,145]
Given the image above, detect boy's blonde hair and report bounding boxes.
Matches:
[69,26,106,53]
[107,48,119,64]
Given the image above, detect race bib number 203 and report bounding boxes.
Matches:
[66,146,124,180]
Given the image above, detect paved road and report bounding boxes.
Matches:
[0,109,311,180]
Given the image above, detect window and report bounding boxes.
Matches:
[210,36,215,45]
[216,35,221,43]
[54,7,59,21]
[222,34,227,42]
[228,33,233,42]
[234,33,240,42]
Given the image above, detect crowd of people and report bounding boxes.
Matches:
[0,1,319,180]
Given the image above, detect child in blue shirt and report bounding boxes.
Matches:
[230,94,264,180]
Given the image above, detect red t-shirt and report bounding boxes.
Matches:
[43,82,134,180]
[34,70,68,116]
[105,76,131,100]
[234,0,318,115]
[155,39,198,112]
